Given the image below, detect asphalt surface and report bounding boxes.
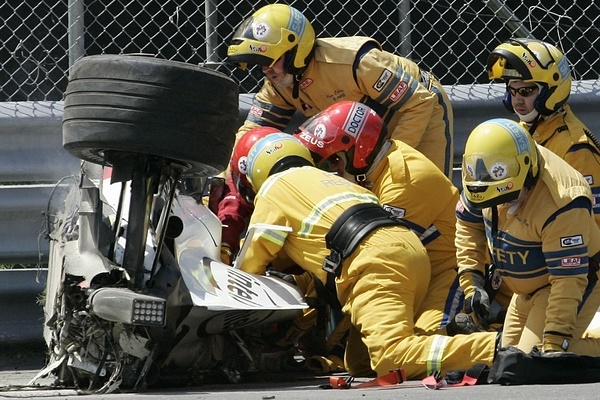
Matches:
[2,343,600,400]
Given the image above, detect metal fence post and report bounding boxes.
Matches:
[68,0,86,73]
[398,0,412,57]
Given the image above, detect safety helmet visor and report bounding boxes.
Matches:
[462,153,521,184]
[488,53,520,81]
[228,16,291,70]
[294,114,340,163]
[461,117,539,208]
[462,151,530,208]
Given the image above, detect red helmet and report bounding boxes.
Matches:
[231,126,281,201]
[294,101,387,176]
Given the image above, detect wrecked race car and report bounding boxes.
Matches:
[34,55,307,393]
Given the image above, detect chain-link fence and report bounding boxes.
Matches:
[1,0,598,101]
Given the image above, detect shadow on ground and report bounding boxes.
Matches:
[0,340,46,371]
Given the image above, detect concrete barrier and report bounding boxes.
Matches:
[0,269,47,343]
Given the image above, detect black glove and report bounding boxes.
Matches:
[266,270,296,285]
[465,289,491,320]
[464,273,491,325]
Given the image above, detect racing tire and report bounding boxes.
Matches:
[62,55,239,177]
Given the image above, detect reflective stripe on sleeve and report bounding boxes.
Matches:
[258,227,289,247]
[427,335,450,376]
[299,192,379,237]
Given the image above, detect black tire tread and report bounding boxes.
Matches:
[62,55,239,177]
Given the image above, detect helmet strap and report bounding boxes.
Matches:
[284,47,304,76]
[344,137,390,181]
[527,120,541,136]
[283,51,293,71]
[292,74,301,99]
[524,170,536,190]
[354,174,367,185]
[283,45,315,99]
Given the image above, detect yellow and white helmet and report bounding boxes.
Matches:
[246,132,314,191]
[486,38,571,116]
[462,118,539,209]
[227,4,316,74]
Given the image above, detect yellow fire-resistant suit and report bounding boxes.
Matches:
[527,105,600,226]
[457,146,600,355]
[366,140,462,333]
[493,106,600,324]
[241,166,496,379]
[238,37,454,178]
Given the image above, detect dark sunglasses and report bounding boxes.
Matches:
[507,85,538,97]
